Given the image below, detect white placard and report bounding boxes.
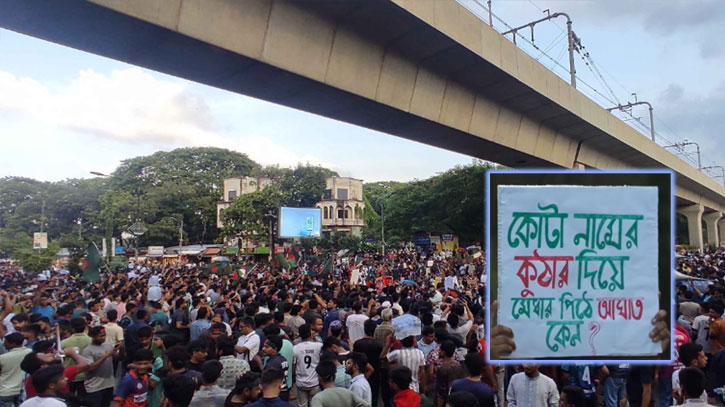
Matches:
[497,185,660,359]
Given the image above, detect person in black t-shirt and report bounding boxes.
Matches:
[261,336,290,401]
[624,365,653,407]
[602,364,630,407]
[353,320,384,407]
[187,340,208,372]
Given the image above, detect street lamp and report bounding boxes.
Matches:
[264,211,278,261]
[377,190,397,255]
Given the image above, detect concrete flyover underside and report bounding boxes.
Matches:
[1,0,723,221]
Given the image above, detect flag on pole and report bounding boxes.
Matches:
[287,252,297,268]
[354,253,364,267]
[272,253,289,269]
[319,257,332,277]
[82,243,101,283]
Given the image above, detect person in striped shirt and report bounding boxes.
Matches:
[383,335,426,393]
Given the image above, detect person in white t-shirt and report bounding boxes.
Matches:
[691,302,712,355]
[672,343,708,405]
[677,367,713,407]
[235,317,260,366]
[345,303,369,344]
[293,324,324,407]
[20,365,68,407]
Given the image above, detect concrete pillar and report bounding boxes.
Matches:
[703,211,722,247]
[678,204,704,250]
[720,217,725,246]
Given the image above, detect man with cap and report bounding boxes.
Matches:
[328,321,349,352]
[373,309,394,348]
[262,336,290,401]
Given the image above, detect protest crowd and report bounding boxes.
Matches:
[0,245,722,407]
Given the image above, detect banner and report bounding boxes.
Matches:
[147,246,164,257]
[33,232,48,249]
[497,185,660,359]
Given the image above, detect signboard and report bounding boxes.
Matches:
[147,246,164,257]
[278,207,321,238]
[496,185,661,359]
[33,232,48,249]
[414,237,431,247]
[242,247,270,255]
[441,234,454,241]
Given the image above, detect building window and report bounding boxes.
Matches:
[323,189,332,200]
[354,206,362,219]
[337,188,348,200]
[338,208,344,219]
[323,207,328,219]
[227,190,237,201]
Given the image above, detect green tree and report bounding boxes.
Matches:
[279,164,338,208]
[108,147,259,245]
[363,163,495,244]
[14,242,60,272]
[221,186,285,243]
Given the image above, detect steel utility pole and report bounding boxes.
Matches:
[40,199,45,234]
[702,166,725,187]
[664,141,702,169]
[502,10,576,87]
[487,0,492,27]
[178,217,183,261]
[607,100,655,142]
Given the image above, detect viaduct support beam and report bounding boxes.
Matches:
[703,212,723,248]
[678,204,704,250]
[720,218,725,246]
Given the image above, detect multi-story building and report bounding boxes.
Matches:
[216,176,273,228]
[315,177,365,237]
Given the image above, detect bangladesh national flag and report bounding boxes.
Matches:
[319,257,332,277]
[287,252,297,268]
[82,243,101,283]
[307,254,320,267]
[210,262,231,275]
[273,253,289,269]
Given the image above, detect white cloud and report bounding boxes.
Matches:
[0,67,222,146]
[0,67,341,174]
[227,136,342,173]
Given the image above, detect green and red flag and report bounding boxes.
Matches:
[82,243,101,283]
[272,253,289,269]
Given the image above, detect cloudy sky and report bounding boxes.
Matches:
[0,0,723,183]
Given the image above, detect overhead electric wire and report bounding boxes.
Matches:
[461,0,712,174]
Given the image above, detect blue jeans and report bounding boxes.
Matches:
[604,377,626,407]
[658,377,673,407]
[0,395,20,407]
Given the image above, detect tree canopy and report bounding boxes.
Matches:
[1,146,495,269]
